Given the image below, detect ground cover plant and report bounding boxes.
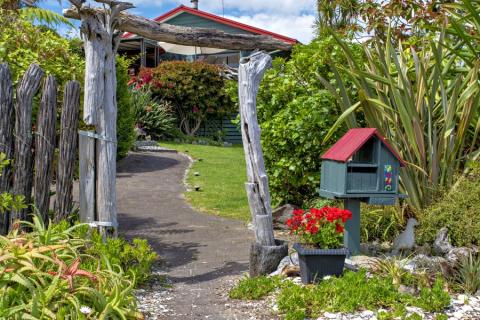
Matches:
[230,270,451,320]
[160,142,249,221]
[0,214,156,318]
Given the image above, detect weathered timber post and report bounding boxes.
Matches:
[238,52,287,276]
[55,81,80,222]
[78,131,96,224]
[68,0,134,236]
[0,64,14,234]
[11,64,44,225]
[34,76,57,224]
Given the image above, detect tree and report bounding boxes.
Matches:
[316,0,360,35]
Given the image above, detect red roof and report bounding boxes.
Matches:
[122,5,298,45]
[322,128,405,166]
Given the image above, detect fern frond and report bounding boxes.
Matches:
[20,7,74,28]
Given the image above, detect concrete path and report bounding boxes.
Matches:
[116,152,255,319]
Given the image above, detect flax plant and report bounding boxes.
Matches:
[320,3,480,209]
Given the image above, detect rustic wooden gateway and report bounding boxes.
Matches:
[65,0,291,274]
[320,128,405,255]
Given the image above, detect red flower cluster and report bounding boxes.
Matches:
[286,207,352,235]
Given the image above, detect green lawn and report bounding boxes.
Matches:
[161,142,250,221]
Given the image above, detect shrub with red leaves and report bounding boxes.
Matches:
[286,206,352,249]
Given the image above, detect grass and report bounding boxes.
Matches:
[229,270,451,320]
[160,142,250,221]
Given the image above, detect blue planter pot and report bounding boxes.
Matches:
[293,243,348,284]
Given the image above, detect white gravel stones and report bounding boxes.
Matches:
[134,269,174,319]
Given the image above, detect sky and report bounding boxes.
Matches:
[40,0,317,44]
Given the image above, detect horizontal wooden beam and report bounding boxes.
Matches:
[63,7,294,51]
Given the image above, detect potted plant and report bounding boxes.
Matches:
[286,206,352,283]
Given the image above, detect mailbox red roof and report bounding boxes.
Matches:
[322,128,405,166]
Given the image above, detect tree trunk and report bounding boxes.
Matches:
[238,52,287,275]
[63,6,293,51]
[11,64,44,225]
[70,0,133,236]
[34,75,57,224]
[0,64,14,234]
[55,81,80,222]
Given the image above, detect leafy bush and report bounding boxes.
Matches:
[0,215,148,318]
[0,8,83,84]
[229,276,281,300]
[252,36,363,205]
[0,154,26,214]
[131,88,176,140]
[134,61,234,136]
[361,205,405,243]
[116,57,136,159]
[84,231,158,285]
[416,167,480,246]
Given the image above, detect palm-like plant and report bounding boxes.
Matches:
[316,0,360,34]
[1,0,74,27]
[321,2,480,210]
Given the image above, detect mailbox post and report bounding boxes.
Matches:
[320,128,405,255]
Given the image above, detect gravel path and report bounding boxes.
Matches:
[116,151,264,319]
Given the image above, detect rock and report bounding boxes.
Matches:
[415,243,432,256]
[345,255,379,270]
[392,218,418,255]
[249,240,289,277]
[398,285,417,295]
[323,312,339,319]
[405,254,453,275]
[281,265,300,277]
[360,310,374,317]
[272,204,298,230]
[433,227,453,255]
[446,247,475,265]
[270,253,299,276]
[223,142,233,147]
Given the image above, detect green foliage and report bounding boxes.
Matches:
[229,276,281,300]
[324,25,480,210]
[276,270,450,319]
[231,270,451,319]
[0,215,146,318]
[0,8,83,84]
[140,61,234,136]
[20,7,74,28]
[131,88,176,140]
[0,154,26,214]
[253,36,363,205]
[416,167,480,246]
[361,205,404,243]
[452,253,480,294]
[84,231,158,286]
[116,57,136,159]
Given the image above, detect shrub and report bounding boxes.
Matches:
[0,215,147,318]
[116,57,136,159]
[416,167,480,246]
[252,36,363,205]
[134,61,234,136]
[452,253,480,295]
[361,205,405,243]
[131,88,176,139]
[0,9,84,84]
[0,154,26,214]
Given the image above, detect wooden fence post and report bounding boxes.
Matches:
[34,76,57,223]
[55,81,80,222]
[238,52,287,276]
[0,64,14,234]
[11,64,44,225]
[79,131,95,224]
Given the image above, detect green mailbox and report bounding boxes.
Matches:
[320,128,405,255]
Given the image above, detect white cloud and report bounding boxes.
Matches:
[225,13,316,44]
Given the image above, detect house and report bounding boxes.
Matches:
[118,0,298,71]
